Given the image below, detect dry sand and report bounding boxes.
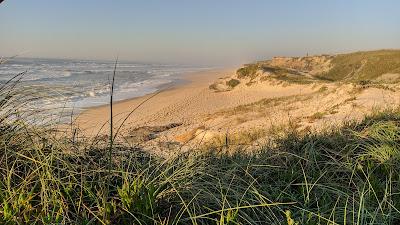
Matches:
[75,68,400,155]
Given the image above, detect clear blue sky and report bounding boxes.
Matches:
[1,0,399,65]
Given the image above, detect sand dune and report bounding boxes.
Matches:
[76,58,400,155]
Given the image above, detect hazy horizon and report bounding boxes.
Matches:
[1,0,400,65]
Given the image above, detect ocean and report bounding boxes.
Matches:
[0,58,209,119]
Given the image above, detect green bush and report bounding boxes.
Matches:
[209,83,218,90]
[226,79,240,88]
[236,64,260,79]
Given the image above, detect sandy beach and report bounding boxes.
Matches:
[75,68,235,135]
[75,62,400,155]
[4,1,400,223]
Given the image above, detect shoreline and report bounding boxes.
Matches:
[73,53,400,154]
[80,68,225,111]
[75,68,236,135]
[80,69,218,113]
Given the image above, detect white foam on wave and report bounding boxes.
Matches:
[0,58,210,112]
[88,91,96,97]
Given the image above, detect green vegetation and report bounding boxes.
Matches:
[318,86,328,92]
[236,50,400,85]
[3,52,400,224]
[209,79,240,92]
[237,64,315,84]
[208,83,218,91]
[2,75,400,224]
[262,66,314,84]
[225,79,240,88]
[262,66,301,76]
[221,93,314,116]
[236,64,260,79]
[319,50,400,81]
[308,111,328,121]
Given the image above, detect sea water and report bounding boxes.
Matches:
[0,58,209,120]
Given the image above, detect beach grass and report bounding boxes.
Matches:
[1,76,400,224]
[235,50,400,86]
[319,49,400,82]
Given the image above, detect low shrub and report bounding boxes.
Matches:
[237,64,260,79]
[226,79,240,88]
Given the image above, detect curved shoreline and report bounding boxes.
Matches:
[74,60,400,154]
[78,68,217,111]
[75,68,236,135]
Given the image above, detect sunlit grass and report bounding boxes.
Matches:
[1,61,400,224]
[320,49,400,81]
[236,50,400,85]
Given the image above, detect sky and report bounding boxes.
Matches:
[1,0,400,65]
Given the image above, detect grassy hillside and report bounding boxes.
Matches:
[320,49,400,81]
[2,68,400,224]
[236,50,400,83]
